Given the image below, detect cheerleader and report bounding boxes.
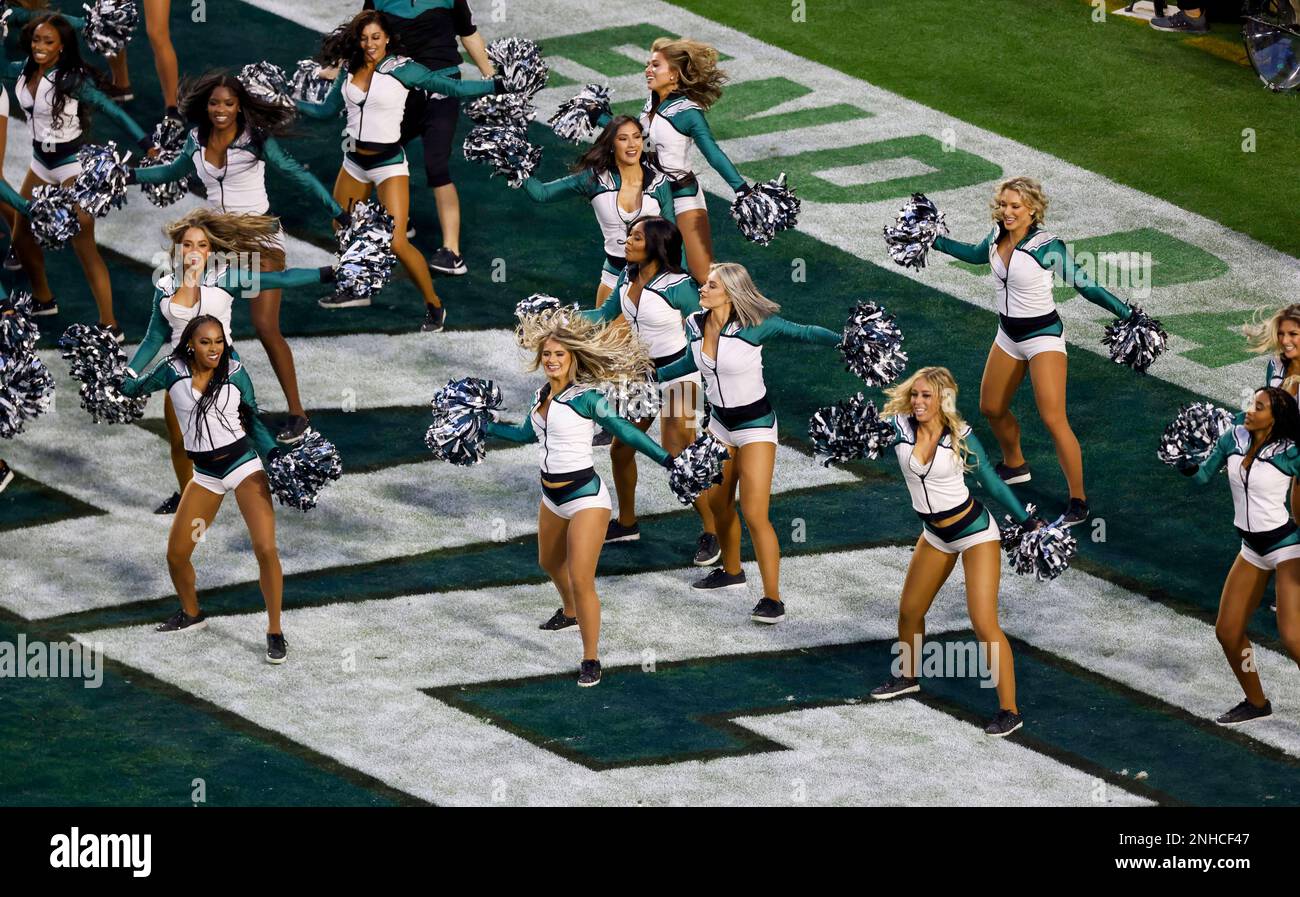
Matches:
[1177,387,1300,725]
[128,70,348,445]
[2,13,152,340]
[864,367,1035,737]
[931,177,1134,527]
[120,314,289,665]
[484,312,677,687]
[655,262,840,623]
[1246,304,1300,524]
[126,208,333,515]
[599,37,749,284]
[295,9,507,331]
[580,215,719,566]
[521,115,676,306]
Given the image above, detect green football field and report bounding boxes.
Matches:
[1,0,1299,806]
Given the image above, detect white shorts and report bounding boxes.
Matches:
[541,478,611,520]
[921,509,1001,555]
[33,155,81,186]
[1239,541,1300,571]
[192,456,264,496]
[707,412,778,448]
[342,151,409,186]
[599,258,623,290]
[672,189,707,215]
[994,325,1067,362]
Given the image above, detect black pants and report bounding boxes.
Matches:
[399,76,461,188]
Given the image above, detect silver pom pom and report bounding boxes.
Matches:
[839,301,908,387]
[82,0,139,57]
[487,37,549,98]
[600,377,661,422]
[1158,401,1234,468]
[513,293,580,320]
[29,185,82,248]
[334,200,396,301]
[999,505,1077,582]
[56,324,145,424]
[1103,307,1168,374]
[883,193,948,269]
[547,84,612,143]
[808,393,896,466]
[0,291,40,357]
[668,432,730,505]
[730,173,800,246]
[426,377,503,466]
[238,61,295,109]
[266,428,343,511]
[0,352,55,439]
[71,142,132,218]
[289,59,334,104]
[464,92,537,129]
[463,124,542,188]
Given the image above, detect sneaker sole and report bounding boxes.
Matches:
[869,684,920,701]
[985,720,1024,738]
[750,614,784,624]
[29,306,59,316]
[429,263,469,276]
[577,676,601,687]
[266,654,287,665]
[692,579,748,591]
[157,620,208,634]
[1215,713,1272,727]
[319,298,372,309]
[604,533,641,543]
[3,261,22,271]
[693,548,722,567]
[1000,473,1032,485]
[1150,24,1206,33]
[276,431,308,446]
[1059,516,1088,529]
[0,470,13,494]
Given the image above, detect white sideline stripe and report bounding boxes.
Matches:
[76,547,1153,806]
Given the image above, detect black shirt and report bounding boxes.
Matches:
[362,0,477,71]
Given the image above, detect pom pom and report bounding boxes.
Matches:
[266,428,343,511]
[599,377,660,422]
[0,352,55,439]
[134,117,190,206]
[82,0,139,57]
[71,142,132,218]
[730,173,800,246]
[1103,307,1168,374]
[289,59,334,104]
[0,291,40,357]
[28,185,82,248]
[463,125,542,188]
[999,506,1077,582]
[464,92,537,129]
[513,293,579,320]
[487,37,549,98]
[808,393,896,466]
[547,84,612,143]
[56,324,145,424]
[425,377,503,466]
[883,193,948,269]
[668,433,730,505]
[838,301,908,387]
[238,61,294,109]
[333,200,396,301]
[1157,401,1235,468]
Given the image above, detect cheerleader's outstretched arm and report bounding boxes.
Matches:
[120,358,181,399]
[389,59,499,98]
[126,294,171,376]
[129,133,198,184]
[1037,239,1131,320]
[968,431,1031,523]
[1184,431,1233,486]
[675,107,746,193]
[484,414,537,444]
[575,392,673,466]
[263,136,345,220]
[230,365,278,458]
[295,71,346,119]
[932,231,992,266]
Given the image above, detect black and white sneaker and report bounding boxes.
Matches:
[154,491,181,515]
[156,609,207,633]
[539,608,578,631]
[577,658,601,687]
[869,675,920,700]
[1151,10,1208,33]
[604,519,640,543]
[420,304,446,332]
[693,532,721,566]
[984,709,1024,737]
[1060,497,1090,528]
[3,248,21,271]
[691,567,747,591]
[0,460,13,494]
[276,415,309,445]
[29,297,58,316]
[1215,699,1272,727]
[429,247,468,276]
[750,597,785,624]
[318,291,371,309]
[995,461,1031,485]
[266,633,288,665]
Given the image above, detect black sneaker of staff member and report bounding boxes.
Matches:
[692,567,747,591]
[1215,699,1272,727]
[154,491,181,515]
[539,608,578,631]
[429,247,468,276]
[421,303,447,333]
[984,709,1024,737]
[604,519,640,543]
[869,675,920,700]
[750,597,785,624]
[996,461,1031,484]
[156,609,207,633]
[578,659,601,687]
[266,633,288,665]
[1151,10,1209,33]
[693,532,721,566]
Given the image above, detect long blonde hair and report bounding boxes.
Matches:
[650,37,727,109]
[708,262,781,328]
[990,176,1049,227]
[163,208,287,270]
[882,366,973,469]
[517,308,655,387]
[1245,304,1300,392]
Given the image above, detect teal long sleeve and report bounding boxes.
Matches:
[1035,239,1132,320]
[655,350,699,383]
[569,391,672,466]
[967,431,1029,523]
[262,136,345,218]
[389,59,495,98]
[746,315,841,347]
[522,172,593,203]
[213,266,331,297]
[0,177,29,216]
[131,133,198,184]
[230,365,278,458]
[126,295,171,375]
[485,415,537,443]
[673,107,745,192]
[295,70,345,119]
[932,232,992,266]
[120,358,180,399]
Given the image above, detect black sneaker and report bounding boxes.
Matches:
[156,608,207,633]
[1215,699,1272,727]
[318,291,371,309]
[29,297,58,317]
[692,567,747,591]
[539,607,578,631]
[3,248,20,271]
[276,415,309,445]
[577,658,601,687]
[154,491,181,515]
[984,709,1024,737]
[266,633,288,664]
[1151,10,1208,33]
[420,304,446,332]
[693,532,721,566]
[592,429,614,446]
[1060,497,1090,528]
[604,519,640,543]
[869,675,920,700]
[103,83,134,103]
[995,461,1031,485]
[429,247,468,276]
[0,460,13,494]
[750,597,785,624]
[105,324,125,344]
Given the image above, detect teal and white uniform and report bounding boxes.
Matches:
[601,91,746,214]
[296,53,496,185]
[933,225,1132,361]
[581,267,703,391]
[486,382,672,519]
[881,415,1031,554]
[0,7,84,121]
[657,311,840,447]
[522,166,676,289]
[121,357,278,496]
[1265,355,1292,390]
[1187,426,1300,571]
